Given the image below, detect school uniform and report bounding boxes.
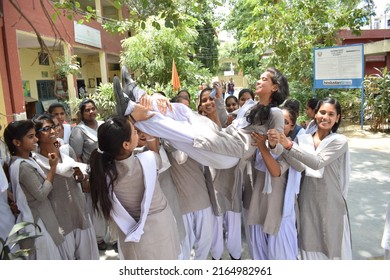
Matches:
[113,152,180,259]
[285,133,352,259]
[33,145,99,259]
[9,157,63,259]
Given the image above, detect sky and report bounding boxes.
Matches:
[373,0,390,14]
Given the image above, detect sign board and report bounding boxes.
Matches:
[313,44,364,89]
[74,21,102,49]
[224,70,234,76]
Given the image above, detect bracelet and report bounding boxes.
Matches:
[286,140,293,151]
[129,114,137,124]
[146,138,156,142]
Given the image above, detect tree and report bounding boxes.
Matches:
[192,13,220,74]
[225,0,374,100]
[120,18,212,98]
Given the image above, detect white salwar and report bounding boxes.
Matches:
[241,207,254,259]
[250,150,302,260]
[210,211,242,260]
[181,207,214,260]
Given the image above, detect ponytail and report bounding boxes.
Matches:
[88,116,132,220]
[89,149,118,220]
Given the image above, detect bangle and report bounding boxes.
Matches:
[146,138,156,142]
[129,114,137,124]
[286,140,293,151]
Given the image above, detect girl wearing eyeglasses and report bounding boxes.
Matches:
[4,120,63,259]
[32,113,99,259]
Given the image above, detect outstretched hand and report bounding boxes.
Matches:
[268,129,290,149]
[131,104,155,122]
[139,93,172,115]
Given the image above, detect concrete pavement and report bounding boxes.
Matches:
[344,128,390,260]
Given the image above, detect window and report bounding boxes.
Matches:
[38,52,49,65]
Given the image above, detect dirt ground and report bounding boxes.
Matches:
[338,122,390,150]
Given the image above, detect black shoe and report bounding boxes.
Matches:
[97,241,107,251]
[230,253,241,260]
[112,242,118,253]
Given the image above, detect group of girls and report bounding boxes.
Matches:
[111,66,351,260]
[2,110,99,259]
[1,66,352,260]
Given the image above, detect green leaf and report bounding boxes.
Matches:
[114,0,121,10]
[8,222,41,237]
[152,21,161,30]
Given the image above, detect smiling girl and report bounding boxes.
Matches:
[32,114,99,259]
[4,120,63,259]
[273,97,352,260]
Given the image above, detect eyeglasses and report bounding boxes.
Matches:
[38,124,59,133]
[83,107,96,113]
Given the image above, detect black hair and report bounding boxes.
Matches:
[314,97,342,133]
[246,67,289,125]
[47,102,67,115]
[225,95,239,106]
[79,99,97,121]
[177,89,190,99]
[31,113,55,134]
[284,99,301,116]
[306,97,319,110]
[238,88,254,101]
[199,87,213,107]
[156,91,166,97]
[89,116,132,220]
[4,120,35,155]
[171,95,189,104]
[282,105,297,126]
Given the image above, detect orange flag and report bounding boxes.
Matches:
[172,59,181,92]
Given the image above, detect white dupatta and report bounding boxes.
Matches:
[110,151,157,243]
[296,133,350,198]
[32,145,88,177]
[296,133,338,178]
[254,147,279,194]
[9,157,46,232]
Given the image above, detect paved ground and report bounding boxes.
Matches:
[340,124,390,260]
[100,123,390,260]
